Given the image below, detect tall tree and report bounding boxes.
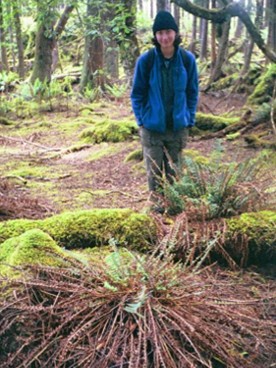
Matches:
[117,0,140,79]
[12,0,24,77]
[210,0,217,68]
[80,0,104,91]
[30,1,57,83]
[157,0,170,12]
[31,1,74,84]
[267,0,276,52]
[209,19,230,84]
[0,0,9,71]
[199,0,209,61]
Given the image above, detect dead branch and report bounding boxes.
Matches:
[0,134,60,151]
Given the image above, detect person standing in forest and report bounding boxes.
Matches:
[131,10,199,213]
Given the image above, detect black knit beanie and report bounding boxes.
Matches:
[152,10,178,34]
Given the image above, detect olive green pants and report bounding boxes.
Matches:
[140,127,188,192]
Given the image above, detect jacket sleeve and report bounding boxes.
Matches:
[130,53,149,126]
[186,52,199,127]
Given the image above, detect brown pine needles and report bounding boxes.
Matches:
[0,251,275,368]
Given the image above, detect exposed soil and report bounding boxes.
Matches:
[0,91,266,221]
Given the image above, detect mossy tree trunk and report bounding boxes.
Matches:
[30,2,56,84]
[30,3,74,84]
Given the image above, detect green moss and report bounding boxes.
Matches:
[183,149,210,165]
[195,112,239,131]
[124,149,143,162]
[244,134,276,150]
[0,229,69,276]
[0,209,156,251]
[226,132,240,141]
[226,211,276,265]
[79,119,138,143]
[211,73,239,90]
[0,117,13,125]
[86,143,122,161]
[248,63,276,104]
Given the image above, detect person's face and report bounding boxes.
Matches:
[155,29,176,49]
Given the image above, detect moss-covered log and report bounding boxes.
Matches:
[195,112,239,132]
[79,119,137,143]
[0,209,156,251]
[225,210,276,266]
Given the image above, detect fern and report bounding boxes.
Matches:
[163,152,272,219]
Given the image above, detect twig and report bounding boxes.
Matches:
[0,134,60,151]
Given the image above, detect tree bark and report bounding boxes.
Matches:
[0,0,9,71]
[171,0,276,62]
[157,0,169,11]
[118,0,140,79]
[80,0,104,91]
[30,24,55,83]
[12,0,24,78]
[210,0,217,68]
[267,0,276,52]
[208,19,230,85]
[200,0,209,61]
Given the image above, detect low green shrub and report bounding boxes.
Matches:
[163,154,271,218]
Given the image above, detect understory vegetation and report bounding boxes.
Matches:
[1,17,276,368]
[0,245,275,368]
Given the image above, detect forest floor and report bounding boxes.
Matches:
[0,90,269,221]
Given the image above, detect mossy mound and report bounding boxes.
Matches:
[0,117,13,125]
[80,119,138,143]
[226,210,276,266]
[0,209,156,251]
[195,112,239,131]
[248,63,276,104]
[0,229,69,276]
[124,149,143,162]
[211,73,239,91]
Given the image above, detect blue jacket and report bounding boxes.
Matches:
[130,47,198,133]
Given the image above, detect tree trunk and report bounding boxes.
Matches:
[189,15,197,53]
[174,3,180,29]
[30,2,57,84]
[30,24,55,83]
[51,5,74,73]
[80,0,104,91]
[12,0,24,78]
[7,2,16,72]
[210,0,216,68]
[199,0,208,61]
[0,0,9,71]
[267,0,276,52]
[234,0,244,38]
[119,0,140,79]
[241,0,262,76]
[208,19,230,85]
[157,0,169,11]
